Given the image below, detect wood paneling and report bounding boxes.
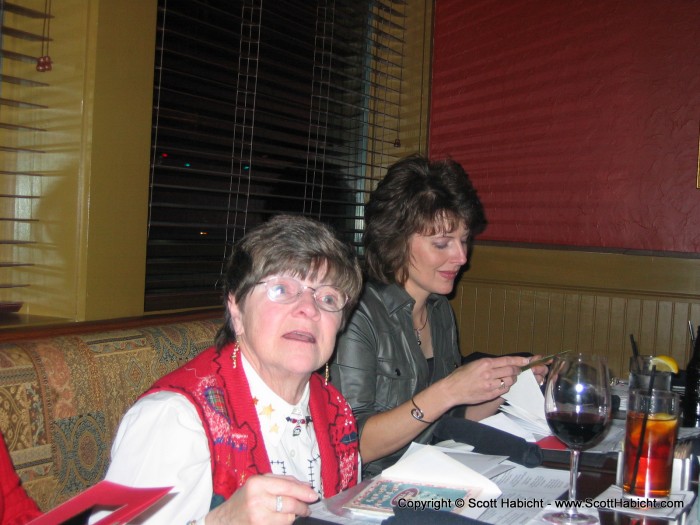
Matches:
[451,245,700,379]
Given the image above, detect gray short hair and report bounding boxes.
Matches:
[215,214,362,348]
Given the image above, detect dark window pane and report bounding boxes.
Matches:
[146,0,406,311]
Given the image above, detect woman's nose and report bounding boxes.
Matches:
[295,289,322,316]
[453,244,468,265]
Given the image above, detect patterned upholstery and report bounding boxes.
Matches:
[0,316,221,511]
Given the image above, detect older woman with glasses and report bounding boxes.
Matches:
[95,215,363,525]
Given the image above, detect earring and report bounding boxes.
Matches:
[324,363,329,386]
[232,341,239,369]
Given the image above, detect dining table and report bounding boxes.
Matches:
[296,448,698,525]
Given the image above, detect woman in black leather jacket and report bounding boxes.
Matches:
[330,155,548,477]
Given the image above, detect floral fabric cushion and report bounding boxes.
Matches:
[0,317,220,511]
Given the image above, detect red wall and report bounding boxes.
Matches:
[430,0,700,253]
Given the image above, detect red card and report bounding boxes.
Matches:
[536,435,568,450]
[27,480,172,525]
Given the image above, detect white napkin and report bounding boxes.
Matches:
[382,445,502,499]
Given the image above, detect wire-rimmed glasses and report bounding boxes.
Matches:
[258,276,348,312]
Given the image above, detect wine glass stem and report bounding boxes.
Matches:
[569,448,580,502]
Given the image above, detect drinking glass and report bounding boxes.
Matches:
[629,355,672,391]
[623,388,679,498]
[543,353,612,525]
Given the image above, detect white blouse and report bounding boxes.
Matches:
[92,354,321,525]
[241,355,322,495]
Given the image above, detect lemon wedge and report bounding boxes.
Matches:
[650,355,679,374]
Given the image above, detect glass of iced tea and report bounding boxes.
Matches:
[623,388,679,498]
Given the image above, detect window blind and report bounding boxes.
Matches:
[147,0,407,311]
[0,1,50,314]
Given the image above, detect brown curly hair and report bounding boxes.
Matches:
[364,155,487,285]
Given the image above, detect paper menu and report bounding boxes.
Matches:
[499,369,551,437]
[480,412,540,442]
[27,480,172,525]
[501,369,546,420]
[343,479,473,518]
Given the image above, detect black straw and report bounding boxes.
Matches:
[629,365,656,494]
[689,321,696,348]
[629,334,641,372]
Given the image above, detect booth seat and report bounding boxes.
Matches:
[0,310,222,511]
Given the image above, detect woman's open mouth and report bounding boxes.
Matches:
[283,331,317,343]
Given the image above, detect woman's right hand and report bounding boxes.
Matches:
[206,474,319,525]
[443,355,530,406]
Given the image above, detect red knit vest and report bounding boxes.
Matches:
[146,344,358,509]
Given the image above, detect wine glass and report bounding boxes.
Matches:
[543,353,612,525]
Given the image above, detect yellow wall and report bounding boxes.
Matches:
[2,0,156,323]
[80,1,155,320]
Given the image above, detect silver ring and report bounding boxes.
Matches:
[499,378,506,389]
[276,495,283,513]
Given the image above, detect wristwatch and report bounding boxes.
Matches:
[410,396,435,424]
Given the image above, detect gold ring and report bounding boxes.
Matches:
[499,378,506,389]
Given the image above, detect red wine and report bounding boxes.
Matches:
[546,412,607,448]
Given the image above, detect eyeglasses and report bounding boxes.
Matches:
[257,276,349,312]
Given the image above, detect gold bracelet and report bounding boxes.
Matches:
[410,396,435,424]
